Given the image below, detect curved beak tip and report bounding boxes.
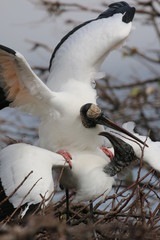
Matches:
[98,116,148,147]
[99,131,148,148]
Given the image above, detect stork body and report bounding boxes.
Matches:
[0,144,112,217]
[0,131,137,217]
[0,2,135,153]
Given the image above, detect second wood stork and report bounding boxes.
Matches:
[0,131,136,218]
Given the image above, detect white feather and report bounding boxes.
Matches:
[0,8,134,153]
[0,143,114,210]
[0,143,66,209]
[48,14,132,92]
[107,122,160,172]
[0,47,55,115]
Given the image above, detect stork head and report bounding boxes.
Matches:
[80,103,147,147]
[99,131,136,176]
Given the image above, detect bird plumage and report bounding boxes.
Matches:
[48,3,135,92]
[0,143,68,216]
[0,2,135,153]
[0,2,145,217]
[0,45,54,115]
[0,132,137,214]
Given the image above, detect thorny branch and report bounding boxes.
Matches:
[0,156,159,238]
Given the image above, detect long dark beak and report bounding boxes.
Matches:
[99,131,136,176]
[100,131,128,151]
[97,114,148,147]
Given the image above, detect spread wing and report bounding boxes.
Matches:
[0,45,54,115]
[0,143,67,210]
[47,2,135,92]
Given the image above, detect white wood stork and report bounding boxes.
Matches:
[0,2,136,153]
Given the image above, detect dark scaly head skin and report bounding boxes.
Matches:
[99,132,136,176]
[80,103,102,128]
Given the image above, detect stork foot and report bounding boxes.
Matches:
[57,150,72,168]
[101,146,114,160]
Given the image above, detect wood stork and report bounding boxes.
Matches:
[0,104,159,218]
[0,2,136,153]
[0,131,136,218]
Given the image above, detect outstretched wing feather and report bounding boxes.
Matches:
[0,45,54,115]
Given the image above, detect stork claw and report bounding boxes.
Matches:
[57,150,72,169]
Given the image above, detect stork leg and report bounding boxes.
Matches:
[57,150,72,224]
[66,188,70,224]
[89,200,94,222]
[89,200,98,240]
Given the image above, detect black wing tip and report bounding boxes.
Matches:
[0,44,16,56]
[122,6,136,23]
[49,1,136,70]
[108,1,129,8]
[0,87,11,109]
[0,100,10,109]
[98,1,136,24]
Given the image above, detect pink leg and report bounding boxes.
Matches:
[100,146,114,160]
[57,150,72,168]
